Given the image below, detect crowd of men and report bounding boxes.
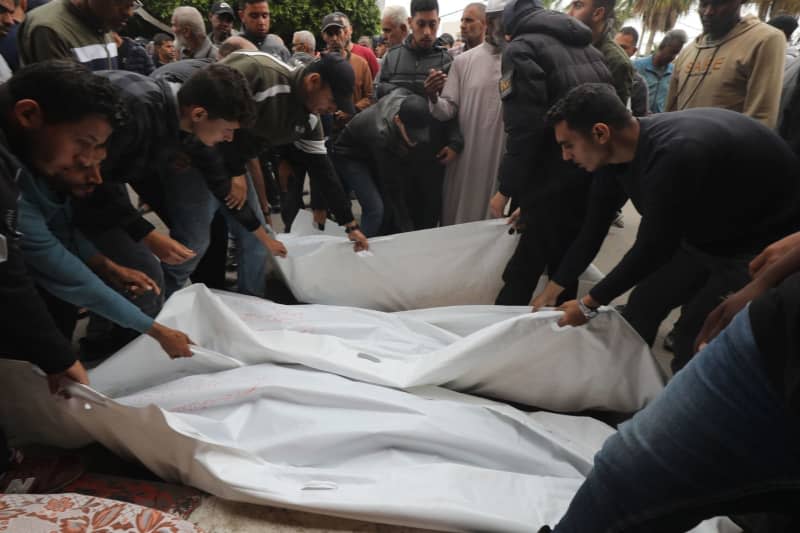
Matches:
[2,0,800,529]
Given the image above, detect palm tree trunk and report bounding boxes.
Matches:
[644,26,657,56]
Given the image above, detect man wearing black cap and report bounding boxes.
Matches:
[221,50,369,250]
[209,1,237,46]
[333,90,433,235]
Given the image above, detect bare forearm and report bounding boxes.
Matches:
[754,245,800,290]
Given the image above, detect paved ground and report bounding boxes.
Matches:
[79,197,678,532]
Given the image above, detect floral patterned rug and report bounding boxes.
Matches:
[63,474,205,520]
[0,493,204,532]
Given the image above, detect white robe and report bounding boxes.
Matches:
[430,42,506,226]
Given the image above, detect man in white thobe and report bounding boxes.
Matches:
[429,9,505,226]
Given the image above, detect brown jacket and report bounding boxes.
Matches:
[348,51,373,112]
[666,15,785,128]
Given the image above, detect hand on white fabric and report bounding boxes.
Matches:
[47,360,90,396]
[142,231,196,265]
[267,237,288,258]
[348,228,369,252]
[147,322,194,359]
[556,299,589,328]
[531,281,564,311]
[225,175,248,210]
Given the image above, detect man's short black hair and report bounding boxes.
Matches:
[768,14,798,41]
[592,0,615,21]
[242,0,266,6]
[618,26,638,45]
[410,0,439,17]
[153,32,173,47]
[7,60,125,128]
[177,64,255,126]
[545,83,631,135]
[437,32,454,46]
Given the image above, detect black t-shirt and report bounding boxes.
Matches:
[749,271,800,415]
[554,108,800,305]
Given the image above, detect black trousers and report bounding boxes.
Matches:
[621,244,753,373]
[404,150,445,231]
[496,209,584,306]
[190,212,228,290]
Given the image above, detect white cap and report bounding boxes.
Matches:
[486,0,510,14]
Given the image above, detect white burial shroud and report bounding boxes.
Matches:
[274,211,604,310]
[0,286,738,532]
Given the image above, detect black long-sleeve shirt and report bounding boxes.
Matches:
[77,68,262,241]
[553,108,800,305]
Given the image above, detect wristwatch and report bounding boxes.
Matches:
[345,223,361,234]
[577,299,599,320]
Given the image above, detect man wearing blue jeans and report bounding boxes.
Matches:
[543,230,800,532]
[333,91,434,234]
[93,66,287,298]
[161,166,272,296]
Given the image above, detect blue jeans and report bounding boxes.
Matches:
[553,309,800,533]
[330,154,384,237]
[162,167,269,298]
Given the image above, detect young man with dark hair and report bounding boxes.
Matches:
[489,0,612,306]
[3,61,195,368]
[89,63,288,298]
[567,0,633,106]
[238,0,290,61]
[221,50,369,249]
[376,0,463,231]
[0,62,97,395]
[152,32,177,68]
[533,83,800,373]
[18,0,140,70]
